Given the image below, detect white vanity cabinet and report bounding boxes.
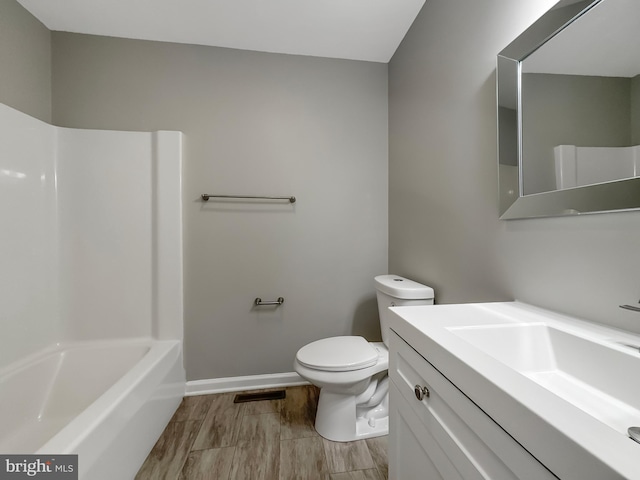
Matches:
[388,329,556,480]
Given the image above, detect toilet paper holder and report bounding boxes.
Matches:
[254,297,284,306]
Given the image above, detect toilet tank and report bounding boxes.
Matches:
[374,275,434,346]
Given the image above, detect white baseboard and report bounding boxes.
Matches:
[186,371,309,396]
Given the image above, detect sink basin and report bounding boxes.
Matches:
[447,323,640,433]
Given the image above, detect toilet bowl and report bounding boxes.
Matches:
[293,275,434,442]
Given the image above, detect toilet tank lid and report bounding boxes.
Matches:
[374,275,434,300]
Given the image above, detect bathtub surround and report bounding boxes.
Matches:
[389,0,640,334]
[57,128,184,341]
[0,103,184,366]
[0,104,58,368]
[51,33,389,381]
[0,103,185,478]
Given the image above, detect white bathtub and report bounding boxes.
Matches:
[0,339,185,479]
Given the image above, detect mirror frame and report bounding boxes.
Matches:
[497,0,640,219]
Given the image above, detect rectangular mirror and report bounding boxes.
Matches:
[498,0,640,219]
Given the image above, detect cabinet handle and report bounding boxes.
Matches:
[414,384,430,401]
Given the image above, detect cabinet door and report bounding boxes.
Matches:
[390,381,471,480]
[389,330,557,480]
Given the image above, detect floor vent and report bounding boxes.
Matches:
[233,390,286,403]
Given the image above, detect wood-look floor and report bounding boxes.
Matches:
[135,385,388,480]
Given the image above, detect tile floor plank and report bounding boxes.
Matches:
[240,389,284,415]
[172,395,214,423]
[280,386,319,440]
[237,412,281,445]
[135,420,201,480]
[323,438,375,473]
[365,436,388,478]
[230,413,281,480]
[330,469,385,480]
[192,393,245,450]
[179,447,235,480]
[279,437,331,480]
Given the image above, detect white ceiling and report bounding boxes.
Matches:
[17,0,425,63]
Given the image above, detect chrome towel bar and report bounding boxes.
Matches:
[255,297,284,306]
[201,194,296,203]
[620,303,640,313]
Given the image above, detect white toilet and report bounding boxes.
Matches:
[293,274,434,442]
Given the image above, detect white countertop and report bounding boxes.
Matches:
[388,301,640,480]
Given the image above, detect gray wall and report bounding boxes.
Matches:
[0,0,51,121]
[389,0,640,334]
[522,73,631,194]
[52,33,388,381]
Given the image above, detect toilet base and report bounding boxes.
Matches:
[314,389,389,442]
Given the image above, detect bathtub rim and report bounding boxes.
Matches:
[16,337,185,454]
[37,338,183,455]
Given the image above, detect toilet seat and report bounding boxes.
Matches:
[296,336,379,372]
